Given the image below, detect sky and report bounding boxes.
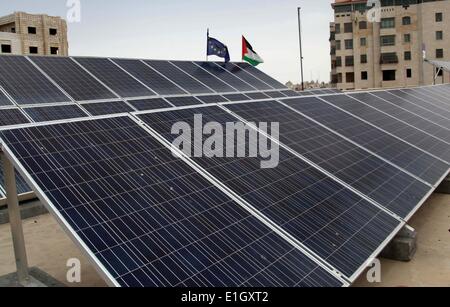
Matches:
[1,0,334,84]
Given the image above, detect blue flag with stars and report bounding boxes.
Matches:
[207,31,230,63]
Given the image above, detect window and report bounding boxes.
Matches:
[361,71,368,80]
[380,53,399,64]
[28,27,37,34]
[404,51,411,61]
[404,34,411,43]
[345,56,354,67]
[49,28,57,36]
[29,46,38,54]
[1,44,12,53]
[359,21,367,29]
[380,35,396,46]
[436,67,443,76]
[346,72,355,83]
[360,37,367,47]
[383,70,396,81]
[436,49,444,58]
[336,40,341,50]
[361,54,368,64]
[345,39,353,50]
[406,69,412,78]
[436,12,443,22]
[402,16,411,25]
[50,47,59,55]
[336,57,342,67]
[436,31,443,40]
[335,24,341,34]
[381,18,395,29]
[344,22,353,33]
[337,73,343,83]
[11,27,15,33]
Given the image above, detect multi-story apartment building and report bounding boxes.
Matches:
[330,0,450,90]
[0,12,68,56]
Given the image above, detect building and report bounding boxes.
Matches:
[330,0,450,90]
[0,12,68,56]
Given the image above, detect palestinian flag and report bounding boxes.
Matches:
[242,36,264,66]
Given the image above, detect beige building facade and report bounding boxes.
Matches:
[0,12,68,56]
[330,0,450,90]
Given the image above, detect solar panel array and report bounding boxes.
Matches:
[0,54,448,288]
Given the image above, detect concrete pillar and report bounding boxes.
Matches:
[381,225,417,262]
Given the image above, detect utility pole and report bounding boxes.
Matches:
[297,7,305,91]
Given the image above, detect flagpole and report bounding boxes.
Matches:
[297,7,305,91]
[206,28,209,62]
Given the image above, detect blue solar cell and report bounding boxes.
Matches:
[145,60,213,94]
[74,57,155,98]
[233,63,286,89]
[284,97,448,186]
[0,109,30,127]
[0,168,31,196]
[166,96,203,107]
[0,89,13,106]
[0,56,70,105]
[406,88,450,115]
[112,59,187,96]
[127,98,172,111]
[224,101,432,219]
[82,101,134,116]
[30,56,117,101]
[195,95,229,104]
[24,105,88,122]
[194,62,256,92]
[222,94,250,102]
[0,116,343,287]
[244,92,270,100]
[264,91,287,98]
[138,107,402,279]
[213,62,272,90]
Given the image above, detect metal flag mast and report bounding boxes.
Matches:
[206,28,209,62]
[297,7,305,91]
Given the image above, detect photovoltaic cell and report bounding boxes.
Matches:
[222,94,250,102]
[30,56,117,101]
[405,88,450,116]
[74,57,155,98]
[145,60,213,94]
[0,109,30,127]
[244,92,270,100]
[139,107,402,279]
[372,90,450,130]
[0,169,31,196]
[24,105,88,122]
[0,56,70,105]
[284,97,448,185]
[225,101,432,219]
[420,86,450,106]
[166,96,203,107]
[280,90,302,97]
[264,91,287,98]
[112,59,186,96]
[0,116,342,287]
[82,101,134,116]
[213,63,272,90]
[195,95,229,104]
[337,93,450,163]
[170,61,235,93]
[0,89,13,106]
[233,63,286,89]
[194,62,256,92]
[127,98,172,111]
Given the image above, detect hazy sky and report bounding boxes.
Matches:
[1,0,334,84]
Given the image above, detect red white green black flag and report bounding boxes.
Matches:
[242,36,264,66]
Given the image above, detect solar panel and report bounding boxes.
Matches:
[420,86,450,105]
[127,98,172,111]
[194,95,229,104]
[264,91,287,98]
[81,101,134,116]
[166,96,203,107]
[225,101,432,219]
[222,94,250,102]
[213,62,272,90]
[112,59,187,96]
[405,88,450,115]
[244,92,270,100]
[280,90,302,97]
[74,57,155,98]
[24,105,88,122]
[338,93,450,163]
[170,61,235,93]
[30,56,117,101]
[284,97,448,185]
[0,116,343,287]
[145,60,213,94]
[138,107,402,280]
[194,62,256,92]
[372,90,450,129]
[346,92,450,143]
[0,89,13,106]
[233,63,286,89]
[0,55,70,105]
[0,108,30,126]
[0,169,31,196]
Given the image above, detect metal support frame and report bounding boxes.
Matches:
[1,152,30,286]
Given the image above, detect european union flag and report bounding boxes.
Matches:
[207,32,230,63]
